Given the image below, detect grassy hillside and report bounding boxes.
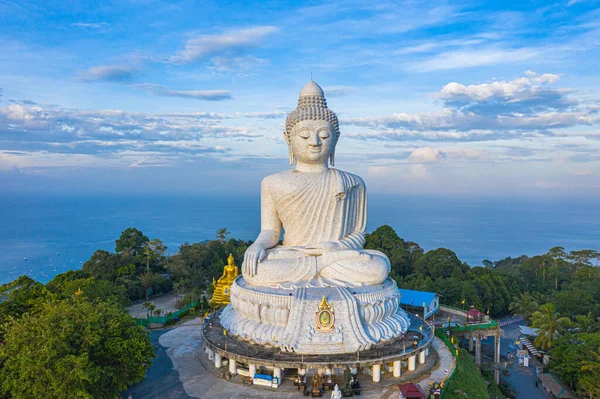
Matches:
[444,349,493,399]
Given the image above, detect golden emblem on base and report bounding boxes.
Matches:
[315,295,335,333]
[210,254,239,306]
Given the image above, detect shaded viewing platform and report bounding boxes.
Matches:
[436,305,502,384]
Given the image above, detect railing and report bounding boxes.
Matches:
[446,319,499,332]
[134,300,199,327]
[435,328,458,398]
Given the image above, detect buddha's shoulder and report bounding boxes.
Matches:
[331,168,365,186]
[261,170,295,187]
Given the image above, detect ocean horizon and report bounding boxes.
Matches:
[1,193,599,285]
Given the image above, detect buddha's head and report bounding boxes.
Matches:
[284,81,340,167]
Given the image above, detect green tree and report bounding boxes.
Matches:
[143,238,168,273]
[548,246,566,290]
[82,250,124,282]
[364,225,423,278]
[575,312,600,333]
[0,275,50,321]
[216,228,231,242]
[580,347,600,398]
[414,248,466,280]
[549,333,600,397]
[0,299,155,399]
[47,275,128,307]
[509,292,539,321]
[142,301,155,319]
[531,303,571,350]
[567,249,599,275]
[115,227,149,257]
[139,272,154,299]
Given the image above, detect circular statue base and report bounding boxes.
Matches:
[201,310,435,391]
[220,276,410,354]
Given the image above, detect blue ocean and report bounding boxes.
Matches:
[1,194,599,285]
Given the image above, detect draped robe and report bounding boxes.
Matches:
[244,168,390,288]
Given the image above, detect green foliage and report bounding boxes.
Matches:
[364,225,422,279]
[0,275,51,321]
[415,248,467,280]
[531,303,571,350]
[166,236,251,291]
[115,227,149,256]
[509,292,539,321]
[0,299,155,399]
[549,333,600,397]
[46,273,129,307]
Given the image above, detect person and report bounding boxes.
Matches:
[242,81,390,288]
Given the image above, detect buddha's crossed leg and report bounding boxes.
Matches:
[242,247,390,287]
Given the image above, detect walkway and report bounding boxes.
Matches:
[127,293,179,319]
[416,337,455,391]
[125,318,443,398]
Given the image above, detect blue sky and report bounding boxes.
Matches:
[1,0,599,196]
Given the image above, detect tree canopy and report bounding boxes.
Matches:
[0,297,154,399]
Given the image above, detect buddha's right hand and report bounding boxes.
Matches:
[243,244,266,277]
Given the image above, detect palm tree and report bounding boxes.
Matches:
[581,349,600,399]
[142,301,155,319]
[509,292,539,321]
[531,303,570,350]
[575,312,600,333]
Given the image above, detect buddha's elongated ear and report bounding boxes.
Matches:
[329,151,335,167]
[289,148,296,166]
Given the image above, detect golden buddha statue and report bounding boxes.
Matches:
[210,253,239,306]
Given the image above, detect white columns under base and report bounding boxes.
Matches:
[372,364,381,382]
[249,364,256,377]
[273,367,282,380]
[419,350,426,364]
[408,355,416,371]
[214,353,222,368]
[229,359,237,375]
[393,360,401,377]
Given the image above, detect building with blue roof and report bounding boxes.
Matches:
[398,289,440,319]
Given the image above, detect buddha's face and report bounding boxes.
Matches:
[290,120,336,165]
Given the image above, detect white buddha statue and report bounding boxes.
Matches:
[242,80,390,288]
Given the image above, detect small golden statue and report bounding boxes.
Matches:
[210,254,239,306]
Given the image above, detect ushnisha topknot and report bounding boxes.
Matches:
[284,81,340,144]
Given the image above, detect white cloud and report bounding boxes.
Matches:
[407,48,540,72]
[435,71,561,102]
[408,147,443,163]
[132,84,233,101]
[169,26,278,64]
[72,22,109,29]
[323,86,356,97]
[77,65,137,82]
[2,104,38,121]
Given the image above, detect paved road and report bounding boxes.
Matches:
[121,329,192,399]
[479,322,552,399]
[417,337,455,391]
[127,293,180,319]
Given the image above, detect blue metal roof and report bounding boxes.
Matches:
[398,289,438,306]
